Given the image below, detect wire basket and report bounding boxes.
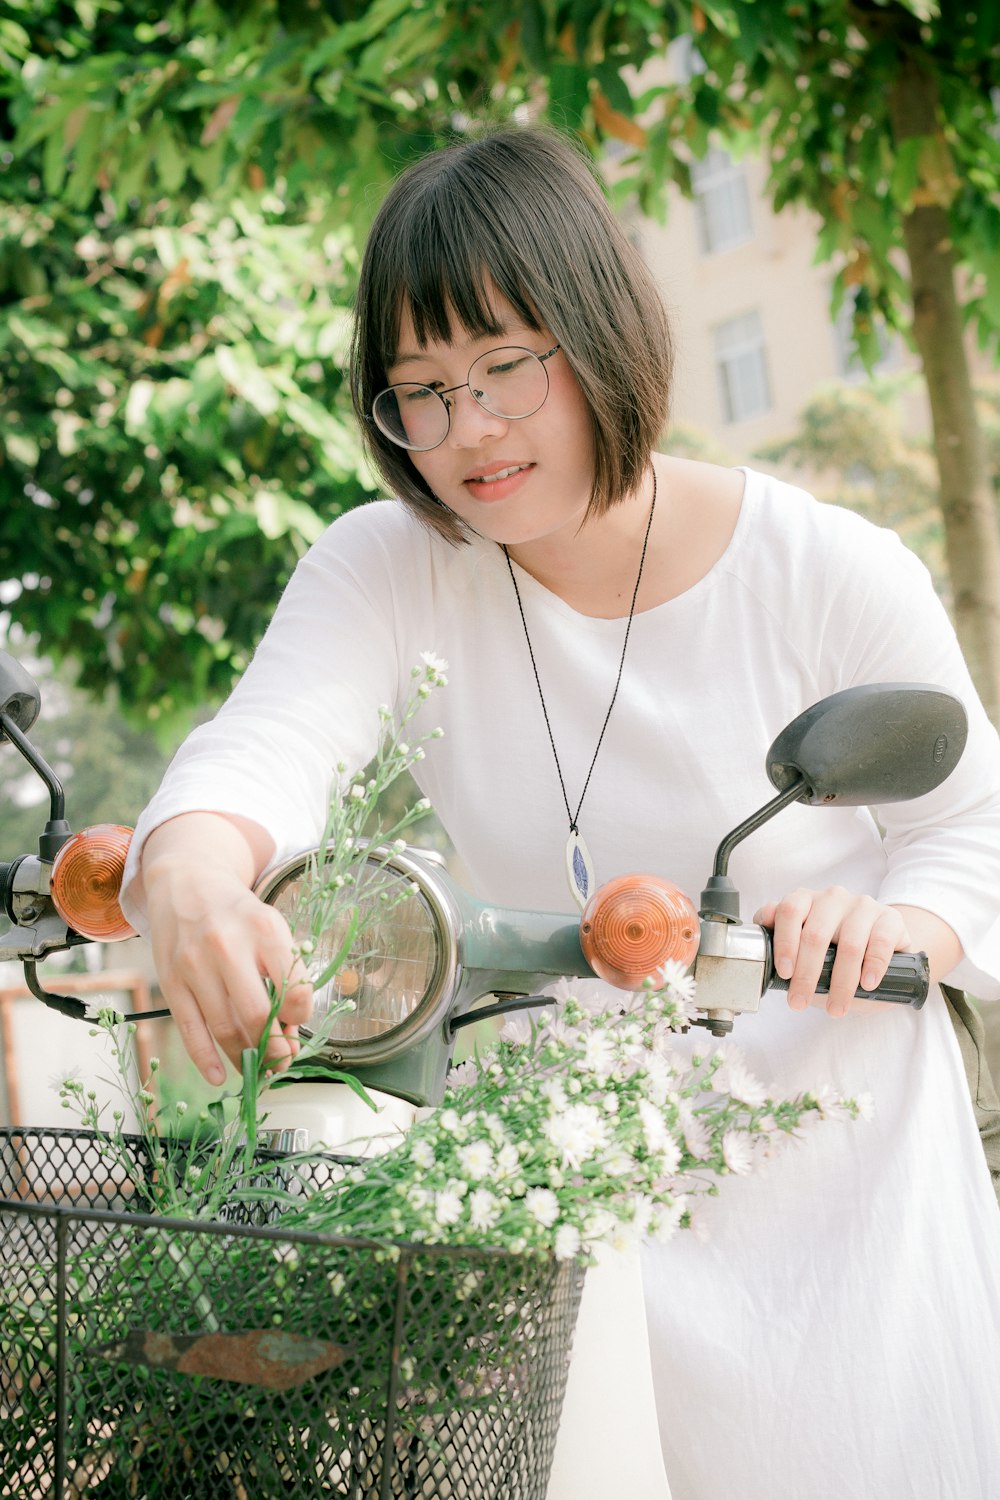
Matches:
[0,1128,584,1499]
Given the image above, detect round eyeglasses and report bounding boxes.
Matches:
[371,343,561,452]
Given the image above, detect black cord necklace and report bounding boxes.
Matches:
[502,469,657,909]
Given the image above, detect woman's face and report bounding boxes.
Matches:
[387,297,597,551]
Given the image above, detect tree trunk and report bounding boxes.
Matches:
[889,60,1000,726]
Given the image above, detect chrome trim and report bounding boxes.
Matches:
[254,842,463,1064]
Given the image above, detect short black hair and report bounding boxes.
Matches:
[351,126,673,542]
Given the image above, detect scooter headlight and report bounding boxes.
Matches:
[255,845,459,1064]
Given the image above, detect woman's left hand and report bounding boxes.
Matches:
[753,886,912,1018]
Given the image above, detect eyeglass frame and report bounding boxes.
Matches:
[369,342,562,452]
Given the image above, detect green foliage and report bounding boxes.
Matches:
[605,2,1000,368]
[755,375,1000,602]
[0,177,378,723]
[754,376,947,590]
[0,0,463,720]
[0,646,178,854]
[2,0,998,717]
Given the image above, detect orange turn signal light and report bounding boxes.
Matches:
[50,824,136,942]
[580,873,700,990]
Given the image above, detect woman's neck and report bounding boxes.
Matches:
[501,455,747,619]
[503,465,659,619]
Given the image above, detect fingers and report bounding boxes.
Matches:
[754,887,911,1020]
[152,896,314,1084]
[168,978,229,1087]
[256,939,314,1073]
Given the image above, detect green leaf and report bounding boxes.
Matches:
[300,0,416,70]
[548,61,591,132]
[692,82,720,129]
[156,129,189,195]
[42,121,68,196]
[270,1064,378,1108]
[215,344,281,417]
[252,489,325,544]
[520,0,549,73]
[573,0,603,58]
[594,61,633,117]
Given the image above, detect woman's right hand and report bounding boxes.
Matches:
[140,813,313,1085]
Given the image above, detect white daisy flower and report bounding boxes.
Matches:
[581,1030,617,1078]
[583,1208,617,1241]
[525,1188,560,1228]
[722,1129,755,1175]
[714,1046,770,1108]
[496,1142,520,1177]
[641,1050,672,1106]
[629,1194,655,1236]
[638,1097,670,1154]
[540,1078,568,1112]
[409,1138,435,1170]
[447,1058,479,1090]
[812,1084,853,1122]
[657,958,698,1004]
[499,1009,535,1045]
[554,1224,582,1260]
[434,1188,464,1226]
[457,1140,494,1180]
[468,1189,501,1231]
[677,1099,712,1159]
[544,1103,610,1170]
[649,1195,687,1243]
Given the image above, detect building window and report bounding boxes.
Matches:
[691,148,753,254]
[714,311,772,423]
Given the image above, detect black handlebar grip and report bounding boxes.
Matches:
[771,947,929,1009]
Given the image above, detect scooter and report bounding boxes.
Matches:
[0,652,969,1500]
[1,649,966,1117]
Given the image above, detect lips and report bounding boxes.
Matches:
[464,462,533,485]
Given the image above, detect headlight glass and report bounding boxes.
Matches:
[265,858,440,1045]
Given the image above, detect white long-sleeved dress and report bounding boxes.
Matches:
[123,469,1000,1500]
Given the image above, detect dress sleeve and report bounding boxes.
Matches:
[818,517,1000,1000]
[120,504,411,933]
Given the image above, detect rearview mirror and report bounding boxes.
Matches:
[0,653,42,740]
[766,682,968,806]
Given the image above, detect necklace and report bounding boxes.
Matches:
[502,470,657,909]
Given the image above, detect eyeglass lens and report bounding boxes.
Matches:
[372,346,551,451]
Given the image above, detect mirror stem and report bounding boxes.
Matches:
[0,710,66,824]
[711,778,809,879]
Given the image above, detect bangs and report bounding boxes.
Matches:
[373,160,544,365]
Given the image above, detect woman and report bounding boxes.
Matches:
[122,128,1000,1499]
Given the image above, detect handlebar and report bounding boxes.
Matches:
[768,945,929,1008]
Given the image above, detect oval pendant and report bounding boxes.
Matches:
[565,829,596,911]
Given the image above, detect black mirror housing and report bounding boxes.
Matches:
[766,683,968,807]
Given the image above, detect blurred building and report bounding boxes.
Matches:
[631,147,911,461]
[619,39,993,464]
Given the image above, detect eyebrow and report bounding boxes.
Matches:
[389,351,440,369]
[390,324,537,370]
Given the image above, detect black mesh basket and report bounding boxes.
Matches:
[0,1128,584,1499]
